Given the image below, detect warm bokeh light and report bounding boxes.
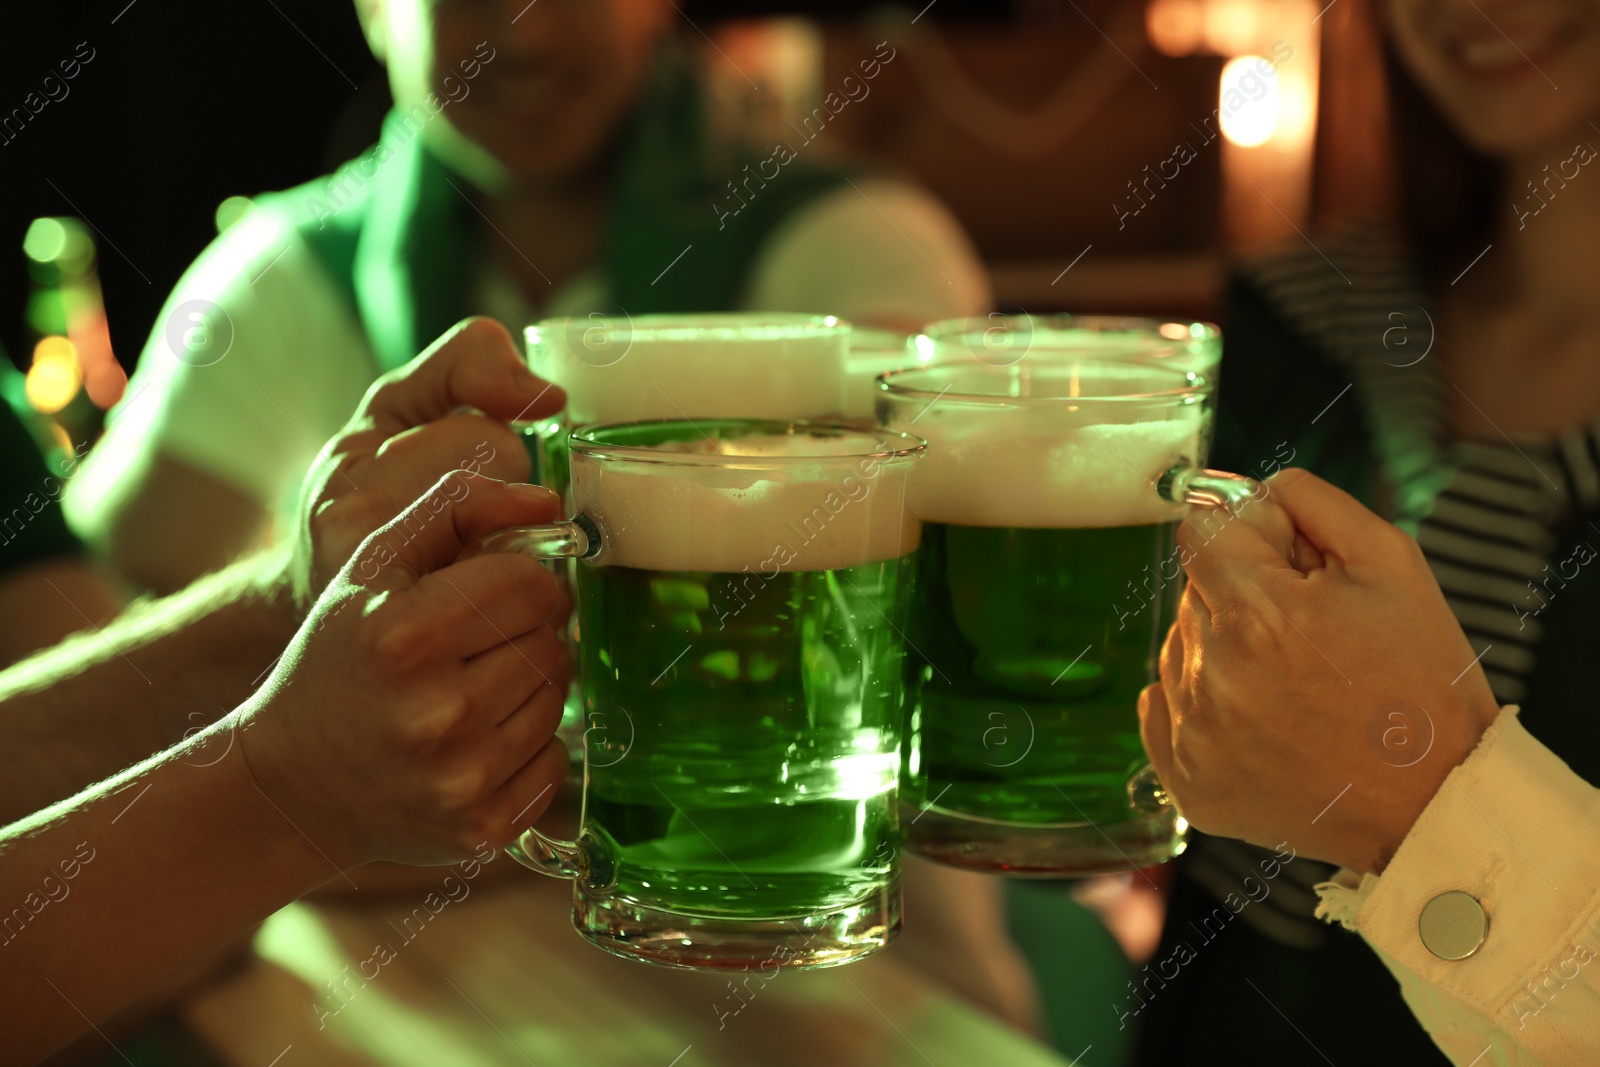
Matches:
[1277,72,1317,144]
[1219,56,1280,147]
[1146,0,1277,57]
[26,336,83,414]
[1146,0,1204,56]
[1202,0,1262,55]
[33,335,76,365]
[74,308,126,409]
[1213,0,1321,248]
[1158,322,1190,340]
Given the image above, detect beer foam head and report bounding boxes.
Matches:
[527,314,849,425]
[882,361,1207,529]
[922,314,1222,376]
[571,426,921,572]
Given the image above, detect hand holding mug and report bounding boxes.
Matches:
[291,317,565,608]
[241,472,572,868]
[1138,469,1501,873]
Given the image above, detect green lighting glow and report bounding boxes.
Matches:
[24,217,94,277]
[23,218,68,264]
[215,195,253,233]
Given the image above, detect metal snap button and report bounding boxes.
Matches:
[1419,891,1488,961]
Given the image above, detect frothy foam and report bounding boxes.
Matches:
[907,409,1201,528]
[1033,332,1219,374]
[925,318,1222,375]
[573,451,918,573]
[530,320,848,424]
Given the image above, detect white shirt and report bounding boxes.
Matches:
[65,178,990,534]
[1317,707,1600,1065]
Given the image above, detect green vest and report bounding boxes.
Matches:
[264,45,857,373]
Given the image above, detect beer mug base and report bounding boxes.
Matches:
[569,880,901,971]
[899,803,1187,878]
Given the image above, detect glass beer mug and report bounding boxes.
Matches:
[918,313,1222,378]
[524,314,854,748]
[878,357,1254,876]
[476,418,925,968]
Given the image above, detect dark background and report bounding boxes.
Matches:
[0,1,1036,374]
[3,0,376,372]
[2,0,1382,380]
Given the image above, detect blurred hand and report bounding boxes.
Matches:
[291,317,565,609]
[1139,468,1500,874]
[241,472,572,868]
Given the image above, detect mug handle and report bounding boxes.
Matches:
[1157,466,1262,510]
[466,518,597,564]
[1128,465,1261,817]
[462,517,602,883]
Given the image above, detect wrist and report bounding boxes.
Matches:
[1364,701,1497,874]
[193,717,344,893]
[235,697,366,873]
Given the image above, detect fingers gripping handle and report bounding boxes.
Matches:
[1158,466,1262,511]
[463,513,606,885]
[1135,466,1258,821]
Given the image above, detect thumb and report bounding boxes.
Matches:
[353,473,561,588]
[362,318,566,434]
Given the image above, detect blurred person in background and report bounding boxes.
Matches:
[0,355,117,666]
[1132,0,1600,1062]
[64,0,988,596]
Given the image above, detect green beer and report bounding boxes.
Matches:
[881,358,1225,875]
[492,419,926,969]
[578,556,910,920]
[904,520,1177,828]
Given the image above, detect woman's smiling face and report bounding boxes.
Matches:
[1384,0,1600,157]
